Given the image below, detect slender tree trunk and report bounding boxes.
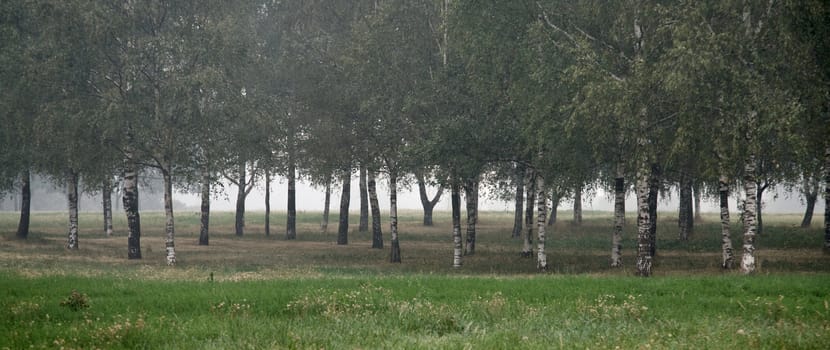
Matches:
[678,173,693,241]
[286,161,297,240]
[15,170,31,239]
[161,168,176,265]
[573,186,582,225]
[636,166,652,277]
[464,177,479,256]
[265,168,271,237]
[536,175,548,271]
[123,156,141,259]
[635,108,654,276]
[693,181,702,222]
[451,181,462,268]
[337,170,351,245]
[648,164,660,258]
[611,167,625,267]
[719,174,734,269]
[548,192,560,226]
[235,162,246,236]
[512,163,525,237]
[521,170,536,257]
[322,175,331,232]
[66,169,79,250]
[417,174,443,226]
[389,170,401,262]
[823,143,830,251]
[368,169,383,249]
[741,111,759,274]
[103,177,113,236]
[801,176,818,228]
[199,170,210,246]
[359,165,369,232]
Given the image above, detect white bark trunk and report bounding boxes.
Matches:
[536,175,548,271]
[741,111,759,274]
[66,170,79,250]
[719,174,734,269]
[635,167,652,277]
[452,182,462,268]
[521,170,535,257]
[103,177,113,236]
[611,164,625,267]
[123,152,141,259]
[162,169,176,266]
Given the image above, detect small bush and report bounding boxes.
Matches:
[60,289,90,311]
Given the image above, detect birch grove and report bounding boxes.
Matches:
[0,0,826,272]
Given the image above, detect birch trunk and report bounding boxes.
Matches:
[15,170,31,239]
[368,169,383,249]
[102,177,113,236]
[572,186,582,225]
[199,170,210,246]
[521,170,536,257]
[417,174,443,226]
[265,169,271,237]
[611,167,625,267]
[286,161,297,240]
[536,175,548,271]
[648,164,660,258]
[337,170,351,245]
[123,156,141,259]
[635,167,652,277]
[359,165,369,233]
[322,175,331,232]
[823,143,830,251]
[451,181,462,267]
[235,162,246,236]
[464,178,478,256]
[66,170,79,250]
[162,168,176,265]
[512,164,525,237]
[800,175,818,228]
[719,174,734,269]
[678,174,693,241]
[741,111,759,274]
[389,170,401,262]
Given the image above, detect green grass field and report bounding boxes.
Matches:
[1,209,829,349]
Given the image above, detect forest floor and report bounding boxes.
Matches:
[1,210,829,348]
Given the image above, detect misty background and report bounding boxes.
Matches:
[1,173,821,216]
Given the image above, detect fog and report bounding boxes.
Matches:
[176,174,822,215]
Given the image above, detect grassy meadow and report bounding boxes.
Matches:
[1,209,829,349]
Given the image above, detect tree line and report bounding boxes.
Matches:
[1,0,827,276]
